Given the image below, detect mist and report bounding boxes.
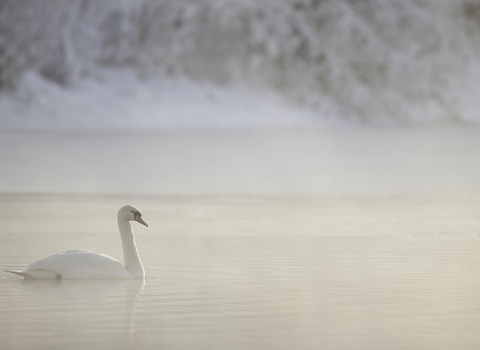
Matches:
[1,128,479,196]
[2,3,480,350]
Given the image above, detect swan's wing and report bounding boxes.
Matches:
[24,250,130,279]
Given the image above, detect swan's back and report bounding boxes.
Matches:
[23,250,132,279]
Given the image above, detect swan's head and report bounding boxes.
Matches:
[118,205,148,227]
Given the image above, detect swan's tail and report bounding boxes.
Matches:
[4,270,27,277]
[4,269,62,280]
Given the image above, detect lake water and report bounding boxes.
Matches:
[1,127,480,349]
[1,194,480,350]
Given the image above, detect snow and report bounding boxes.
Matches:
[2,0,480,126]
[0,70,335,130]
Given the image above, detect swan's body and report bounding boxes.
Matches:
[5,205,148,280]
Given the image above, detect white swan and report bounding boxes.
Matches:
[5,205,148,280]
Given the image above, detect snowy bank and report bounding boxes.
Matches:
[0,70,333,130]
[2,1,480,125]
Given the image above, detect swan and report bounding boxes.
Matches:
[5,205,148,280]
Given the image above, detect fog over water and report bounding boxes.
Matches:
[1,127,480,196]
[2,2,480,350]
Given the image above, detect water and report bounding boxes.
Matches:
[1,126,480,348]
[1,194,480,349]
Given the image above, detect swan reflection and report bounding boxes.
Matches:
[21,278,145,348]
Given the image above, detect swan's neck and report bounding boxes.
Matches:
[118,218,144,278]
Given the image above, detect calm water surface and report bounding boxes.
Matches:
[1,194,480,349]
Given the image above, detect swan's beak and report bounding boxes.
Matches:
[135,217,149,227]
